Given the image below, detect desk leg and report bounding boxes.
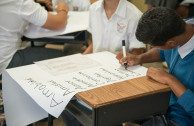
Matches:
[93,108,98,126]
[48,114,53,126]
[31,41,35,47]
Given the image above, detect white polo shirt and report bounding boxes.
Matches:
[88,0,145,54]
[52,0,91,11]
[0,0,48,74]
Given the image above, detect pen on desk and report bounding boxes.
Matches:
[122,40,127,69]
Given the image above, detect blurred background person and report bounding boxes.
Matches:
[45,0,91,11]
[83,0,145,55]
[145,0,194,18]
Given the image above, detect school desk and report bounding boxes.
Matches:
[63,76,171,126]
[3,52,170,126]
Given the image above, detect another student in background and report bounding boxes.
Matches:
[0,1,84,126]
[83,0,145,55]
[117,7,194,126]
[145,0,194,18]
[0,0,69,79]
[45,0,90,11]
[176,0,194,19]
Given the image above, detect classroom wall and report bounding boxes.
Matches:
[130,0,148,13]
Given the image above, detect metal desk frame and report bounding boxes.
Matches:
[22,30,88,47]
[65,91,170,126]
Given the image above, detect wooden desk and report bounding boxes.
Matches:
[3,51,170,126]
[66,76,171,126]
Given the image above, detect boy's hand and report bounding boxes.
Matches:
[55,1,69,13]
[146,67,173,85]
[116,51,141,66]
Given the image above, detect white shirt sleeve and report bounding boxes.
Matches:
[19,0,48,26]
[87,6,93,34]
[79,0,91,11]
[127,12,145,50]
[180,0,194,5]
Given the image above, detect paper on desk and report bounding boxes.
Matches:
[2,70,48,126]
[35,53,101,76]
[24,11,89,38]
[85,51,122,68]
[3,52,148,126]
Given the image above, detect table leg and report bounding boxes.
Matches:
[48,114,53,126]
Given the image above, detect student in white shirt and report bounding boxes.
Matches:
[0,1,83,126]
[45,0,90,11]
[83,0,145,55]
[0,0,69,78]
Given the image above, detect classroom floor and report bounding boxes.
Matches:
[35,116,64,126]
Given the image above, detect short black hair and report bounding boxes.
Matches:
[135,7,186,46]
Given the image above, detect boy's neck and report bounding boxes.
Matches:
[104,0,120,10]
[104,0,120,19]
[179,24,194,46]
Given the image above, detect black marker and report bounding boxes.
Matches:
[122,40,127,69]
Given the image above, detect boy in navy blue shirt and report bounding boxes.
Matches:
[117,7,194,126]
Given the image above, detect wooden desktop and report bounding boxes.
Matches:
[65,76,171,126]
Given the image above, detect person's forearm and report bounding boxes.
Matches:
[55,10,68,27]
[167,75,187,98]
[42,1,69,30]
[131,48,145,55]
[83,43,93,55]
[139,48,161,63]
[42,11,67,30]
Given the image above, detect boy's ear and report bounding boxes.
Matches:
[166,38,178,47]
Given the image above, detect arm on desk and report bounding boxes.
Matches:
[147,68,187,98]
[131,48,145,55]
[42,1,69,30]
[147,67,194,119]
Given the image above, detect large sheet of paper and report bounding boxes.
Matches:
[3,52,147,126]
[35,53,101,76]
[24,11,89,38]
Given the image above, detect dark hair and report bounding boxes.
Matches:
[135,7,186,46]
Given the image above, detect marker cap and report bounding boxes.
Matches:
[122,40,125,46]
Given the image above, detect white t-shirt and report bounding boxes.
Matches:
[52,0,90,11]
[181,0,194,5]
[88,0,145,54]
[0,0,48,74]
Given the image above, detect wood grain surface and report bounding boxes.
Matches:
[76,76,171,108]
